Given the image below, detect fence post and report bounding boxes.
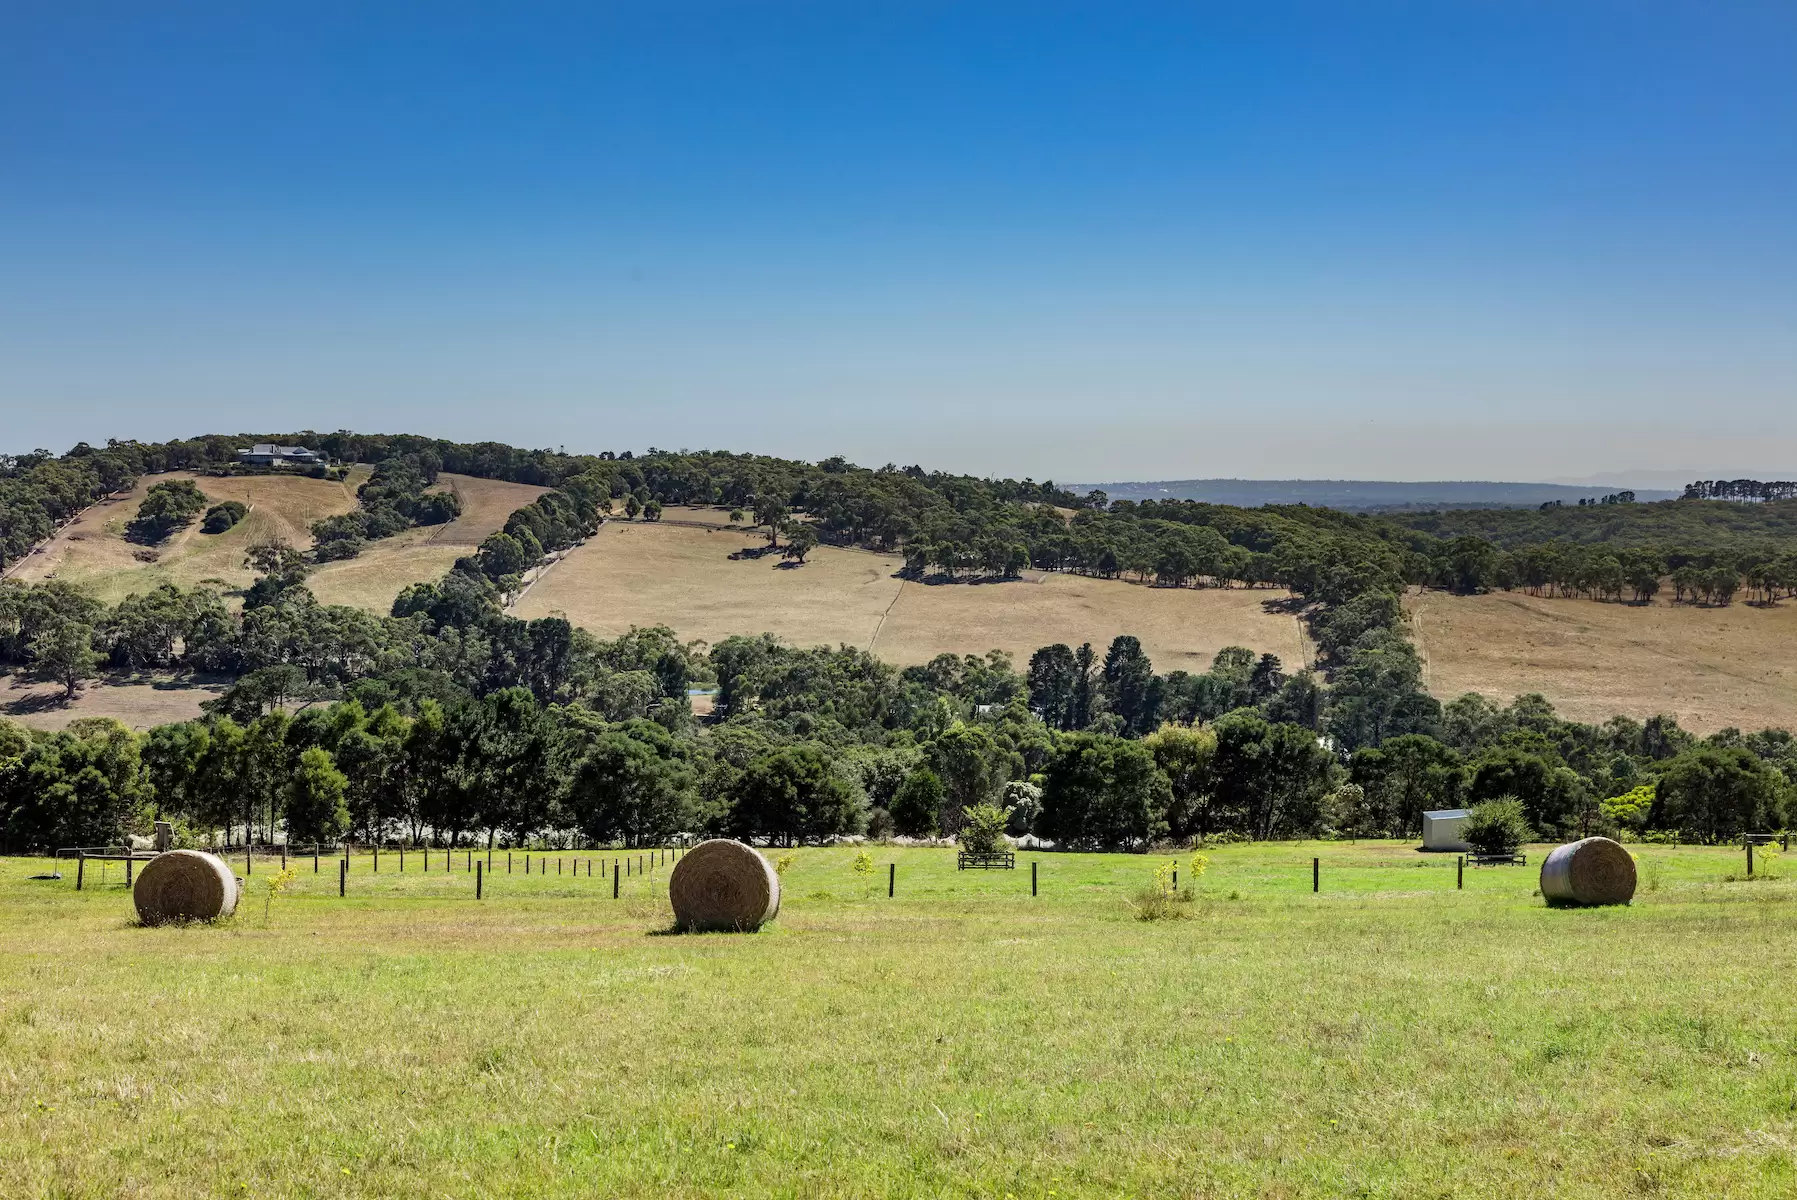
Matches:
[1457,855,1464,890]
[373,845,379,873]
[467,850,472,872]
[246,847,252,876]
[339,859,346,897]
[508,852,512,874]
[476,861,483,901]
[1312,857,1319,893]
[1748,841,1755,877]
[77,852,85,891]
[126,855,134,886]
[316,846,320,873]
[281,845,287,871]
[400,845,405,872]
[613,862,620,898]
[1031,860,1037,897]
[888,862,895,898]
[1172,864,1178,891]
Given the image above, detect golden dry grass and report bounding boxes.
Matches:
[514,521,1306,669]
[1408,588,1797,732]
[0,675,226,732]
[6,470,364,605]
[306,538,469,612]
[6,469,545,616]
[422,474,549,546]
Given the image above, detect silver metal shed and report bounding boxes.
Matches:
[1422,808,1471,852]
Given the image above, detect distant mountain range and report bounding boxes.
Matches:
[1066,479,1684,511]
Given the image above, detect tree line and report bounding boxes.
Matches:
[4,611,1792,853]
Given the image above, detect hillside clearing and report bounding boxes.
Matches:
[2,841,1792,1197]
[0,674,226,732]
[513,521,1307,670]
[1409,589,1797,732]
[423,474,549,546]
[5,470,364,604]
[4,470,542,614]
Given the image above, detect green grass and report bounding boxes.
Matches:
[2,841,1795,1197]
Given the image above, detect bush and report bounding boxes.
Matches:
[201,501,247,533]
[313,537,364,562]
[864,806,894,841]
[957,802,1013,856]
[1462,798,1532,855]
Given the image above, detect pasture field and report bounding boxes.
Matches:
[1409,589,1797,733]
[514,520,1308,671]
[0,674,225,732]
[422,474,550,547]
[3,469,542,616]
[3,841,1795,1197]
[5,469,367,604]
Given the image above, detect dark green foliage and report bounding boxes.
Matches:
[1035,733,1170,850]
[202,500,247,533]
[890,768,945,837]
[0,720,149,852]
[563,718,702,846]
[1468,746,1586,839]
[126,480,208,543]
[1651,747,1787,843]
[724,744,863,845]
[1210,711,1339,840]
[285,746,350,842]
[1461,798,1532,854]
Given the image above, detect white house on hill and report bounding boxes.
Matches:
[237,443,324,467]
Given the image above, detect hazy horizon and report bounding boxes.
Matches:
[5,3,1795,480]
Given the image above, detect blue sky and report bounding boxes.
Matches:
[3,2,1794,482]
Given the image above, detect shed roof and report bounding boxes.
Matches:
[1423,809,1470,820]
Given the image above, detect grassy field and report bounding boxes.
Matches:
[514,520,1308,671]
[0,674,226,732]
[5,470,367,604]
[422,474,549,547]
[3,840,1795,1197]
[1409,589,1797,732]
[3,469,544,616]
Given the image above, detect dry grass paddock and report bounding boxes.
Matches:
[513,520,1307,670]
[0,675,227,732]
[1409,589,1797,732]
[421,474,549,547]
[6,470,366,604]
[5,469,543,616]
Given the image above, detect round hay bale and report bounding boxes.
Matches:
[133,850,240,924]
[1539,836,1636,907]
[668,839,780,932]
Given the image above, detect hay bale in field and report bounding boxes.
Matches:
[1539,836,1636,907]
[133,850,239,924]
[668,839,780,932]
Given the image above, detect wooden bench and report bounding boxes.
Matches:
[956,850,1015,870]
[1467,850,1527,866]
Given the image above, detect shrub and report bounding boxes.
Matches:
[313,537,365,562]
[864,806,894,841]
[201,501,247,534]
[957,802,1013,856]
[1462,798,1532,855]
